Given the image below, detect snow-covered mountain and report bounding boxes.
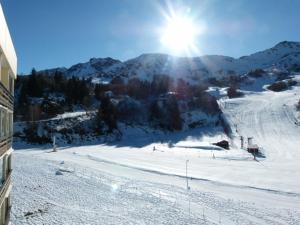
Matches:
[237,41,300,71]
[67,57,122,77]
[40,57,122,78]
[40,41,300,82]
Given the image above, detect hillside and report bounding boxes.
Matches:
[12,42,300,225]
[14,42,300,146]
[12,75,300,225]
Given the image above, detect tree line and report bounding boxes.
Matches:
[15,70,222,137]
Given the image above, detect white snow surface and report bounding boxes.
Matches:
[12,75,300,224]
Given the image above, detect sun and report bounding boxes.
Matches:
[160,14,200,54]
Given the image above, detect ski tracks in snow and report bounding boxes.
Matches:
[12,151,300,225]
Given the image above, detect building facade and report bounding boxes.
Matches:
[0,3,17,225]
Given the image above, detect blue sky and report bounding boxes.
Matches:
[1,0,300,74]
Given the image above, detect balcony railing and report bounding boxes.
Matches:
[0,137,11,158]
[0,81,13,111]
[0,170,11,204]
[0,170,11,225]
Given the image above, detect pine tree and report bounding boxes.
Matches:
[27,68,43,97]
[166,98,182,130]
[97,96,118,133]
[149,101,162,123]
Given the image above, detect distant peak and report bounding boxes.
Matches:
[273,41,300,48]
[89,57,120,64]
[137,53,169,58]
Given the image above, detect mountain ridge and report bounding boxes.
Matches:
[38,41,300,82]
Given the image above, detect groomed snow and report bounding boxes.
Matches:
[12,148,300,225]
[12,76,300,224]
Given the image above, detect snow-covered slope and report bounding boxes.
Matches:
[66,57,122,78]
[237,41,300,72]
[12,78,300,224]
[113,41,300,81]
[13,146,300,225]
[40,41,300,82]
[41,57,122,78]
[12,66,300,224]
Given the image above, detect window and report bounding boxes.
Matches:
[0,110,1,139]
[5,113,8,138]
[0,109,13,139]
[1,156,7,182]
[8,113,12,136]
[1,109,5,138]
[0,155,10,185]
[10,113,13,136]
[0,158,3,186]
[7,155,11,174]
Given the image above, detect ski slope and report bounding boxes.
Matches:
[12,148,300,225]
[225,89,300,164]
[12,76,300,224]
[222,82,300,192]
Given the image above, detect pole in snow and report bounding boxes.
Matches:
[186,159,191,219]
[240,136,244,149]
[53,135,57,152]
[188,193,191,218]
[248,137,253,145]
[186,160,190,190]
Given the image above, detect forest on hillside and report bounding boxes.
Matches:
[14,69,232,144]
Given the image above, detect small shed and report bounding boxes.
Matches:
[247,144,259,154]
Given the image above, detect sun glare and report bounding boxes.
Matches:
[160,14,202,54]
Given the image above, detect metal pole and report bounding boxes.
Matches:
[186,160,189,190]
[240,136,244,149]
[186,159,190,219]
[188,193,190,218]
[53,135,57,152]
